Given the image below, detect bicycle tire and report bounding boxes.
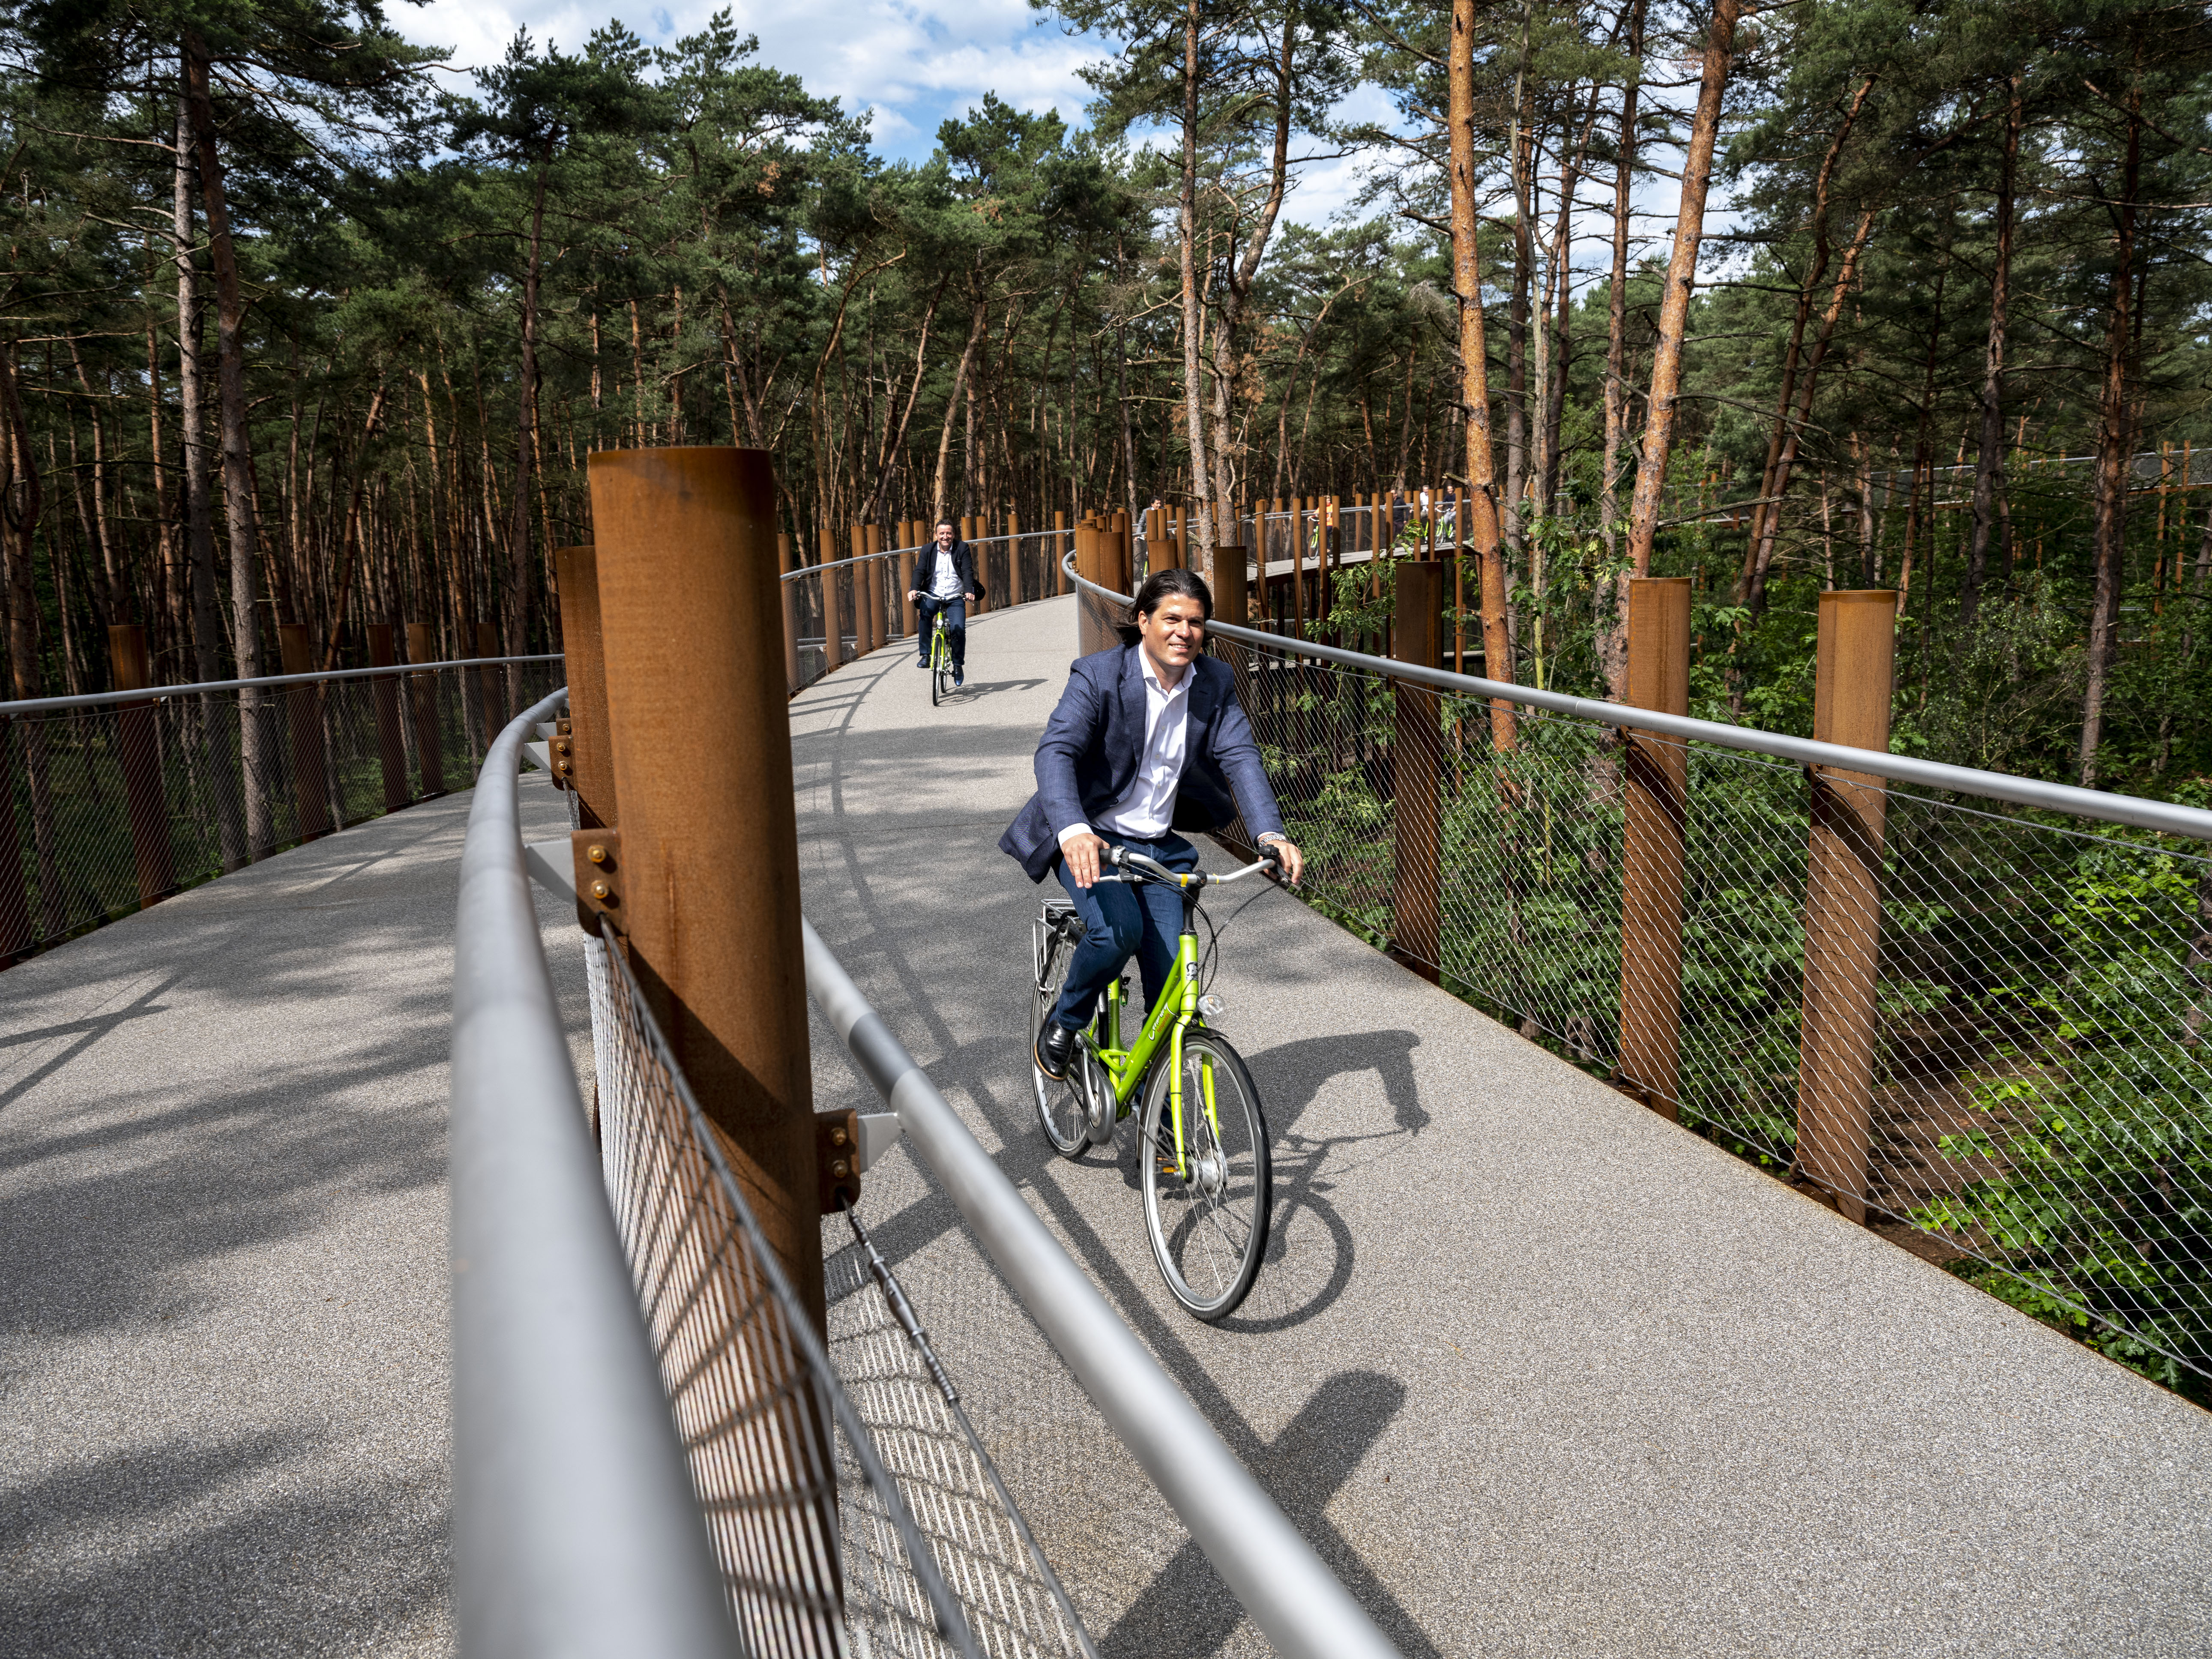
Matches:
[1031,913,1091,1158]
[1139,1031,1271,1321]
[930,650,946,707]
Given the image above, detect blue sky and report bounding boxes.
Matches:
[395,0,1391,222]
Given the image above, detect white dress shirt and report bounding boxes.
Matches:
[928,546,964,599]
[1058,654,1190,846]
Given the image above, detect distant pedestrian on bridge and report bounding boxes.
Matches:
[909,520,982,686]
[1001,567,1304,1080]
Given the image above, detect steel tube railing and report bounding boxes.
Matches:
[1064,553,2212,844]
[0,653,566,717]
[801,917,1408,1659]
[450,689,738,1659]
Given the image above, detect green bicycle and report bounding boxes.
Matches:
[1031,845,1281,1321]
[926,608,955,706]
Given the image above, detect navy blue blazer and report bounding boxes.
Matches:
[999,645,1287,883]
[913,539,984,601]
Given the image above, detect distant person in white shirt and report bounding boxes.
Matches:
[907,520,982,686]
[999,569,1304,1080]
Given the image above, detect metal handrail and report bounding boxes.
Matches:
[783,529,1063,581]
[0,653,566,717]
[802,918,1407,1659]
[1066,554,2212,844]
[450,689,738,1659]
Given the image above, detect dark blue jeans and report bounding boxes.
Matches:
[1050,831,1200,1030]
[916,596,966,668]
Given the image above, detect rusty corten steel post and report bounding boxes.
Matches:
[1074,519,1100,656]
[775,534,801,695]
[554,546,619,830]
[404,623,446,798]
[1054,510,1069,594]
[366,624,411,814]
[1212,544,1248,629]
[1007,509,1024,608]
[1391,562,1445,983]
[588,446,824,1327]
[1796,589,1898,1225]
[898,542,918,638]
[474,620,504,754]
[107,625,177,909]
[1105,521,1131,597]
[819,521,844,675]
[847,525,871,655]
[866,523,889,644]
[1617,577,1692,1120]
[276,624,333,842]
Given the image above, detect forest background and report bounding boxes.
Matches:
[2,0,2209,798]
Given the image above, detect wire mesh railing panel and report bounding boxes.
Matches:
[0,660,560,963]
[1204,624,2212,1386]
[805,1119,1204,1651]
[824,1217,1096,1659]
[587,928,1092,1657]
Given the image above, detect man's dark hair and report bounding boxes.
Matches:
[1116,567,1212,644]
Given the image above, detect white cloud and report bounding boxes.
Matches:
[400,0,1108,159]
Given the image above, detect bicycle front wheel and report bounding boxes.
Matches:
[1032,912,1090,1158]
[931,649,948,706]
[1139,1032,1270,1321]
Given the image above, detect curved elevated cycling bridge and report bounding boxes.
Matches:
[3,589,2208,1655]
[794,592,2212,1657]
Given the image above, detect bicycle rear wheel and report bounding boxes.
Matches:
[1139,1032,1270,1321]
[1031,909,1090,1158]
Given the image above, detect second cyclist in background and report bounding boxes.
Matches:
[908,520,982,689]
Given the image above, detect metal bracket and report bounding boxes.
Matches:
[817,1109,862,1212]
[523,740,551,774]
[547,732,575,790]
[522,838,577,903]
[572,830,622,936]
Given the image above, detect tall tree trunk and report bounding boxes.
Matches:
[1178,0,1215,568]
[1741,206,1877,618]
[173,102,244,868]
[2080,78,2142,789]
[1204,6,1298,546]
[322,388,388,671]
[64,339,119,621]
[1598,0,1647,699]
[503,157,550,705]
[1503,0,1535,563]
[0,345,63,934]
[1738,74,1877,589]
[184,31,273,856]
[1962,75,2020,630]
[1621,0,1743,581]
[930,297,987,525]
[1451,0,1517,747]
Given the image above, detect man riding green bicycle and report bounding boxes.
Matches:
[999,567,1304,1080]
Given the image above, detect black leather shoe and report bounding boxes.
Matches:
[1035,1019,1077,1081]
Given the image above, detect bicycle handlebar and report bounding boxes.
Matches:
[1103,844,1282,890]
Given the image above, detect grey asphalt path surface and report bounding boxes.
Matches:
[1,778,585,1657]
[796,595,2212,1659]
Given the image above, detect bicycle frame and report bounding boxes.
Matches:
[1084,889,1215,1179]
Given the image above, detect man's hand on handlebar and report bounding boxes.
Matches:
[1062,831,1112,889]
[1260,837,1305,884]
